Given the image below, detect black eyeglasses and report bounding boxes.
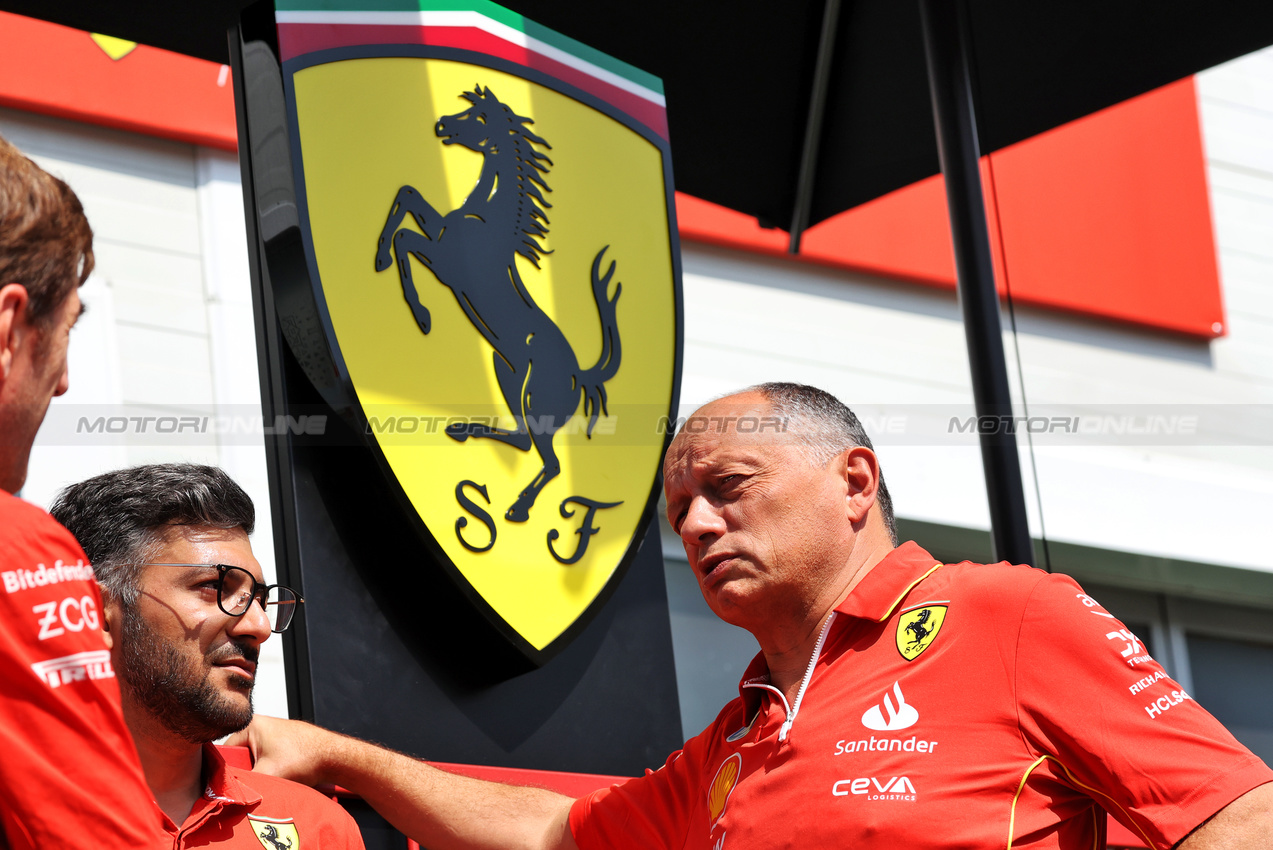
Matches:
[140,563,303,633]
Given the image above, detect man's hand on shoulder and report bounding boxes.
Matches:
[226,716,578,850]
[225,715,343,786]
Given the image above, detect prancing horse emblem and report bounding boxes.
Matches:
[896,604,948,661]
[259,824,291,850]
[248,817,299,850]
[905,608,933,645]
[374,85,622,524]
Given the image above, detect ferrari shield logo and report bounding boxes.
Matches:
[896,604,947,661]
[249,817,298,850]
[281,9,680,661]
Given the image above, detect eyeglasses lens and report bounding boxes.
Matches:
[266,586,299,633]
[218,566,257,616]
[217,566,299,633]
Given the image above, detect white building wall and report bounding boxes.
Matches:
[675,46,1273,578]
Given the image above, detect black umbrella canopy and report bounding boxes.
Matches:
[5,0,1273,231]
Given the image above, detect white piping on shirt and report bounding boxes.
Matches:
[737,612,839,743]
[740,678,788,734]
[778,611,837,741]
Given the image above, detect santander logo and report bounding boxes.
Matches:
[861,682,918,731]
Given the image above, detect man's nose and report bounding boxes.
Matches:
[679,495,725,543]
[229,597,273,643]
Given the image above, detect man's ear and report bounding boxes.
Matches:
[0,283,31,381]
[843,446,881,524]
[100,595,122,651]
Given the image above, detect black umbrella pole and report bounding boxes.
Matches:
[918,0,1035,567]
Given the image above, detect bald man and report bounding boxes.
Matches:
[230,382,1273,850]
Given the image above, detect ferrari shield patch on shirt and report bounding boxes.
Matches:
[896,603,948,661]
[249,816,299,850]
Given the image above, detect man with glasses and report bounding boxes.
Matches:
[52,463,364,849]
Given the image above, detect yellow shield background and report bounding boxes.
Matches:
[290,56,677,652]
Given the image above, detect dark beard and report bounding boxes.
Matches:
[117,606,258,743]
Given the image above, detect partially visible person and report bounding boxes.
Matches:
[0,132,166,848]
[52,463,365,849]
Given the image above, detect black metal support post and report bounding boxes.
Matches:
[788,0,842,254]
[918,0,1035,566]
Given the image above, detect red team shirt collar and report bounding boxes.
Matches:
[735,542,943,700]
[166,744,262,834]
[200,743,260,807]
[833,541,944,623]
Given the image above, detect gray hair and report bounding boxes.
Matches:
[50,464,255,606]
[746,382,898,546]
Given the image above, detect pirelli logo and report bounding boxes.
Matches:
[31,650,115,688]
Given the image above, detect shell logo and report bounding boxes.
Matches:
[708,753,743,823]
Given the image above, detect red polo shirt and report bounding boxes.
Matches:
[570,542,1272,850]
[0,491,166,848]
[164,744,365,849]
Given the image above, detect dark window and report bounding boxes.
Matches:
[1121,620,1153,658]
[1186,633,1273,764]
